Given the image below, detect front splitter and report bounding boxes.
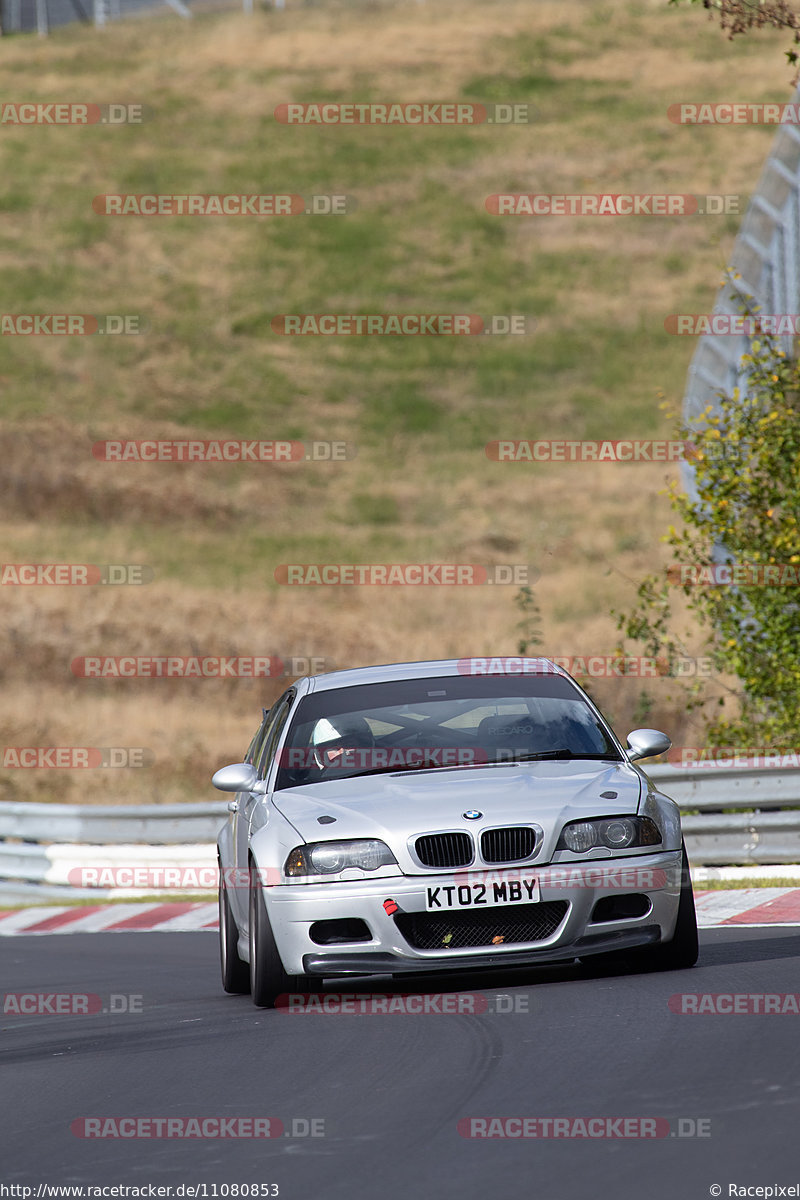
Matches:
[302,924,661,976]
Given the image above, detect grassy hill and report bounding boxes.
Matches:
[0,0,789,803]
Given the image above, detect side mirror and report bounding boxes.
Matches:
[212,762,259,792]
[625,728,671,762]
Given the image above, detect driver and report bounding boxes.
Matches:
[311,715,376,772]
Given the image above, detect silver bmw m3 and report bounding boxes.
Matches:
[213,657,698,1006]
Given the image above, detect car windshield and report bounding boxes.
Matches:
[274,673,622,790]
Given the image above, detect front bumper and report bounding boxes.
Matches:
[263,849,684,977]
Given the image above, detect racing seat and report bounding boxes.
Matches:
[475,714,554,762]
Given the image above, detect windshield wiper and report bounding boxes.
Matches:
[507,749,623,762]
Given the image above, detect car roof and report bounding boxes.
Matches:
[302,657,570,694]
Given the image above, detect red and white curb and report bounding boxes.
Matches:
[693,887,800,927]
[1,889,800,935]
[0,901,218,936]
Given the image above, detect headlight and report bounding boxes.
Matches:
[284,839,398,877]
[556,816,661,853]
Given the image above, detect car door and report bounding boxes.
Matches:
[237,691,296,928]
[227,708,271,926]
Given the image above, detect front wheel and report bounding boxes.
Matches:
[249,868,323,1008]
[219,870,250,994]
[580,844,698,975]
[622,843,698,973]
[643,844,699,970]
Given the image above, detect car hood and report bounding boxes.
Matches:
[271,760,644,868]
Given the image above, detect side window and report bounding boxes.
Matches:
[256,694,295,780]
[245,710,271,765]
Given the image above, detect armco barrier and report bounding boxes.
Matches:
[0,800,227,903]
[649,763,800,866]
[1,764,800,900]
[0,799,227,844]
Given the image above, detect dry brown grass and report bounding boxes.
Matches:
[1,446,715,805]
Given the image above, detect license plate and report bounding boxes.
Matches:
[425,873,539,911]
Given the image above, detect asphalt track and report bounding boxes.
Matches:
[2,927,799,1199]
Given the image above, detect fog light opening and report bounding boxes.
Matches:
[590,894,651,924]
[309,918,372,945]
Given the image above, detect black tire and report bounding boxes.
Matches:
[625,843,699,972]
[249,866,323,1008]
[580,843,698,975]
[219,869,250,994]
